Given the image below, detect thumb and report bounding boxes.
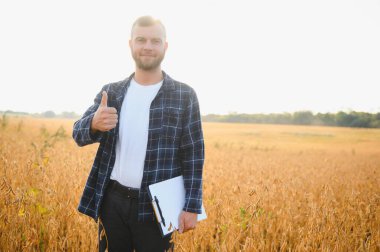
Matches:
[100,91,108,107]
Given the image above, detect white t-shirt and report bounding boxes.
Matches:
[110,78,163,188]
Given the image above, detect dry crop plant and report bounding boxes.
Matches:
[0,117,379,251]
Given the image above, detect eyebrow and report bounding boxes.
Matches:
[135,36,162,41]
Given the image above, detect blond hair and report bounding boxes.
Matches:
[131,16,166,39]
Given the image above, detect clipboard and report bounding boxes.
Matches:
[147,175,207,237]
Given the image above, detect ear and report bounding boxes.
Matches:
[164,41,168,51]
[129,39,132,49]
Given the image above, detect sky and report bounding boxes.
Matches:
[0,0,379,115]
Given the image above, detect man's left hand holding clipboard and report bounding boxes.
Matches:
[178,211,198,234]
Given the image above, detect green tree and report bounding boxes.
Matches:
[292,111,314,125]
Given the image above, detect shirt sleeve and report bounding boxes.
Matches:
[179,88,205,214]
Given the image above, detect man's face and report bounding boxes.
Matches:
[129,24,168,71]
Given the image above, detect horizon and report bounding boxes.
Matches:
[1,108,379,117]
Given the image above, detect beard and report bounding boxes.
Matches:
[132,51,165,71]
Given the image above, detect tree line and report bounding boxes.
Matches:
[2,110,380,128]
[0,110,80,119]
[202,111,380,128]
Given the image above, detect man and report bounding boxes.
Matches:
[72,16,205,251]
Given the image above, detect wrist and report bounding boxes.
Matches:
[90,114,98,133]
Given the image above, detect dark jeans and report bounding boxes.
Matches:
[98,181,174,252]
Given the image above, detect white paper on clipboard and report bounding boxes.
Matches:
[148,175,207,236]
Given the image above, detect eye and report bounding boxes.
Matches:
[136,37,146,43]
[152,39,161,45]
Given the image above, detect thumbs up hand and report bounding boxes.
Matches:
[91,91,118,133]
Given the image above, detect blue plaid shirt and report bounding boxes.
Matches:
[72,71,205,222]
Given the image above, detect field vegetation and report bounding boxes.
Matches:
[0,116,379,251]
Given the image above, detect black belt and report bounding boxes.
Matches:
[107,180,140,199]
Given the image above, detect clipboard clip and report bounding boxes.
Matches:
[152,196,166,227]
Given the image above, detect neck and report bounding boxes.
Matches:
[133,67,163,85]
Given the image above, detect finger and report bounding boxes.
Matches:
[105,125,117,130]
[179,214,185,234]
[104,119,118,126]
[102,116,117,122]
[184,221,192,232]
[105,114,118,120]
[185,218,196,231]
[103,124,117,131]
[183,219,188,232]
[104,119,118,125]
[99,111,118,120]
[104,107,117,114]
[100,91,108,107]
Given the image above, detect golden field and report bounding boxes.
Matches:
[0,116,379,251]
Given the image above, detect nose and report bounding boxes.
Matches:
[142,40,154,50]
